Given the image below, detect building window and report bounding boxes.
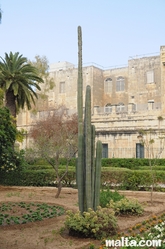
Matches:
[116,103,125,113]
[146,70,154,84]
[104,78,112,93]
[102,144,108,158]
[105,103,112,113]
[116,77,125,91]
[148,100,154,110]
[136,143,144,158]
[59,82,65,93]
[132,104,136,112]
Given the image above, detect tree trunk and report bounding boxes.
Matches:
[5,90,16,122]
[55,181,62,198]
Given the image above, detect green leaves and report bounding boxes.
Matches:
[0,107,25,173]
[65,207,117,239]
[100,189,124,208]
[108,198,144,216]
[0,202,65,226]
[29,55,55,93]
[0,52,44,118]
[0,107,16,147]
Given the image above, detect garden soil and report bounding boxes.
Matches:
[0,186,165,249]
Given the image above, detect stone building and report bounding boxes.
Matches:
[17,46,165,158]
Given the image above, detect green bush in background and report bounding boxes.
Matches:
[100,189,124,208]
[1,157,165,190]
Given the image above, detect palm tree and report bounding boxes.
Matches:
[0,52,43,121]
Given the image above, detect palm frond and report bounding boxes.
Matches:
[0,52,44,117]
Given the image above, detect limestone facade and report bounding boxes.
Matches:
[17,46,165,158]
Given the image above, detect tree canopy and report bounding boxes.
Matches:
[29,55,55,95]
[30,106,78,197]
[0,107,19,172]
[0,52,44,119]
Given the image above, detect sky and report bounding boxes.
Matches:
[0,0,164,69]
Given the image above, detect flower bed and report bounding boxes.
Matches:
[100,212,165,249]
[0,202,65,225]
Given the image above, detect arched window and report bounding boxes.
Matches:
[116,77,125,91]
[104,78,112,93]
[116,103,125,113]
[105,103,112,113]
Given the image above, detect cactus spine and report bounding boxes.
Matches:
[77,26,102,212]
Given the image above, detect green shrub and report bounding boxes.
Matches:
[3,159,165,190]
[138,166,165,171]
[32,157,76,166]
[27,164,75,171]
[59,157,76,166]
[0,150,27,185]
[21,168,76,187]
[101,158,165,169]
[101,167,130,171]
[122,170,153,190]
[101,169,165,191]
[101,169,130,189]
[27,165,52,170]
[100,189,124,208]
[108,198,144,216]
[0,167,76,187]
[101,158,147,169]
[65,207,118,239]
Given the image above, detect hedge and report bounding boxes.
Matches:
[138,166,165,171]
[26,165,75,170]
[26,157,165,169]
[0,169,76,187]
[32,158,76,167]
[101,158,165,169]
[1,167,165,191]
[0,170,23,186]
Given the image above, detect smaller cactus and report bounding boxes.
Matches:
[94,140,102,210]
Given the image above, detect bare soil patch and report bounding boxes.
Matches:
[0,186,165,249]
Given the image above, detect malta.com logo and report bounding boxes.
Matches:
[104,237,162,248]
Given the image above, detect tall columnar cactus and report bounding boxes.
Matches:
[77,25,84,213]
[77,26,102,212]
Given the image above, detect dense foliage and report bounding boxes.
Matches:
[2,156,165,190]
[0,107,20,172]
[0,107,26,185]
[101,158,165,168]
[2,165,165,192]
[0,52,43,119]
[65,207,118,239]
[108,198,144,216]
[23,157,165,168]
[100,189,124,208]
